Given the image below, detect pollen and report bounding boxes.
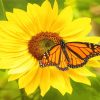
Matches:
[28,32,62,60]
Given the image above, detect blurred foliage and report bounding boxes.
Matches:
[76,0,100,24]
[0,0,100,100]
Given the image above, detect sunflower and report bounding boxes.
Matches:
[0,0,100,96]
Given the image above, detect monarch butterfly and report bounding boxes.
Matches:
[39,40,100,71]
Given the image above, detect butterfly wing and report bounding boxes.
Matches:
[65,42,100,68]
[40,42,100,70]
[39,44,69,70]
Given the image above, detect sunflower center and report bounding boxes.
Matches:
[28,32,62,60]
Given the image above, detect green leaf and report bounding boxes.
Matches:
[3,0,28,12]
[0,0,6,20]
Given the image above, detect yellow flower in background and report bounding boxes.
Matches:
[0,0,100,96]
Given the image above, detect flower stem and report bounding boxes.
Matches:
[32,88,43,100]
[0,0,7,20]
[20,89,30,100]
[20,88,43,100]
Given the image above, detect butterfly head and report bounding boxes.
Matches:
[60,40,65,47]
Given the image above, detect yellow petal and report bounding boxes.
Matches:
[53,0,58,18]
[46,0,59,31]
[0,21,30,40]
[8,56,35,74]
[61,18,91,41]
[58,6,73,25]
[6,9,35,36]
[50,6,73,33]
[25,67,42,95]
[0,43,27,53]
[40,0,54,31]
[18,63,39,88]
[87,60,100,67]
[62,72,72,94]
[68,70,91,85]
[8,73,24,81]
[0,49,28,59]
[90,56,100,60]
[0,52,30,69]
[75,36,100,44]
[40,67,50,96]
[27,3,42,33]
[50,67,67,95]
[72,67,96,77]
[0,40,27,47]
[64,25,91,42]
